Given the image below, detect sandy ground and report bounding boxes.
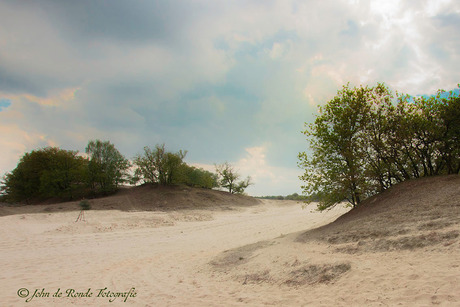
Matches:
[1,197,459,306]
[1,200,345,306]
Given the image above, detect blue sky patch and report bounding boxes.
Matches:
[0,99,11,111]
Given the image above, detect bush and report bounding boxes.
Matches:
[176,164,218,189]
[1,147,88,203]
[79,199,91,210]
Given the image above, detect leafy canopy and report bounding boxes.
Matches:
[299,83,460,211]
[133,144,187,185]
[85,139,130,194]
[1,147,88,202]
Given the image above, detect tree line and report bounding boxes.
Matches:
[1,141,252,203]
[257,193,309,201]
[298,83,460,211]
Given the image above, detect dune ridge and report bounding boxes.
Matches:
[0,184,259,217]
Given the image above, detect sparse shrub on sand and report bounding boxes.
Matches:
[79,199,91,210]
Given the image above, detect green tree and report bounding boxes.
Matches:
[299,82,460,211]
[1,147,88,203]
[233,176,252,194]
[387,90,459,180]
[176,164,218,189]
[438,88,460,174]
[215,162,252,194]
[298,83,390,210]
[39,149,88,199]
[133,144,187,185]
[85,140,130,194]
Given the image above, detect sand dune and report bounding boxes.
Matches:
[1,176,459,306]
[210,175,460,306]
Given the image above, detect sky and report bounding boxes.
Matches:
[0,0,459,196]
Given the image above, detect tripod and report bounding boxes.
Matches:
[75,210,86,222]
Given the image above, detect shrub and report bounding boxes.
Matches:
[79,199,91,210]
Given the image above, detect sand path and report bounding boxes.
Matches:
[1,200,347,306]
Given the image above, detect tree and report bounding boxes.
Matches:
[85,140,130,194]
[133,144,187,185]
[299,82,460,211]
[215,162,252,194]
[39,149,88,199]
[438,89,460,174]
[1,147,88,203]
[386,90,459,180]
[176,164,218,189]
[233,176,252,194]
[298,83,391,210]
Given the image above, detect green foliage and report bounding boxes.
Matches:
[79,199,91,210]
[299,83,387,209]
[176,164,218,189]
[133,144,187,185]
[439,91,460,174]
[133,144,220,189]
[233,176,252,194]
[1,147,88,203]
[285,193,310,201]
[258,195,285,200]
[1,140,254,203]
[39,150,88,200]
[85,140,130,194]
[299,83,460,211]
[257,193,309,201]
[215,162,252,194]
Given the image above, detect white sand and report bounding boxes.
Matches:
[1,200,459,306]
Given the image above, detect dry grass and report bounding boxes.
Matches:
[284,263,351,286]
[232,262,351,287]
[209,240,277,268]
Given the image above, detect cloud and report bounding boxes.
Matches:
[0,123,56,177]
[192,145,303,196]
[235,146,303,196]
[1,0,459,195]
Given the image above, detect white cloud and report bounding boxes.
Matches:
[190,145,303,196]
[236,146,303,196]
[268,42,286,59]
[0,124,56,176]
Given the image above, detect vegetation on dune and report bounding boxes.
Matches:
[0,147,88,203]
[86,139,131,194]
[132,144,188,186]
[215,162,252,194]
[132,143,219,189]
[78,199,91,211]
[299,83,460,210]
[256,193,310,201]
[0,141,249,204]
[177,164,219,190]
[0,140,131,203]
